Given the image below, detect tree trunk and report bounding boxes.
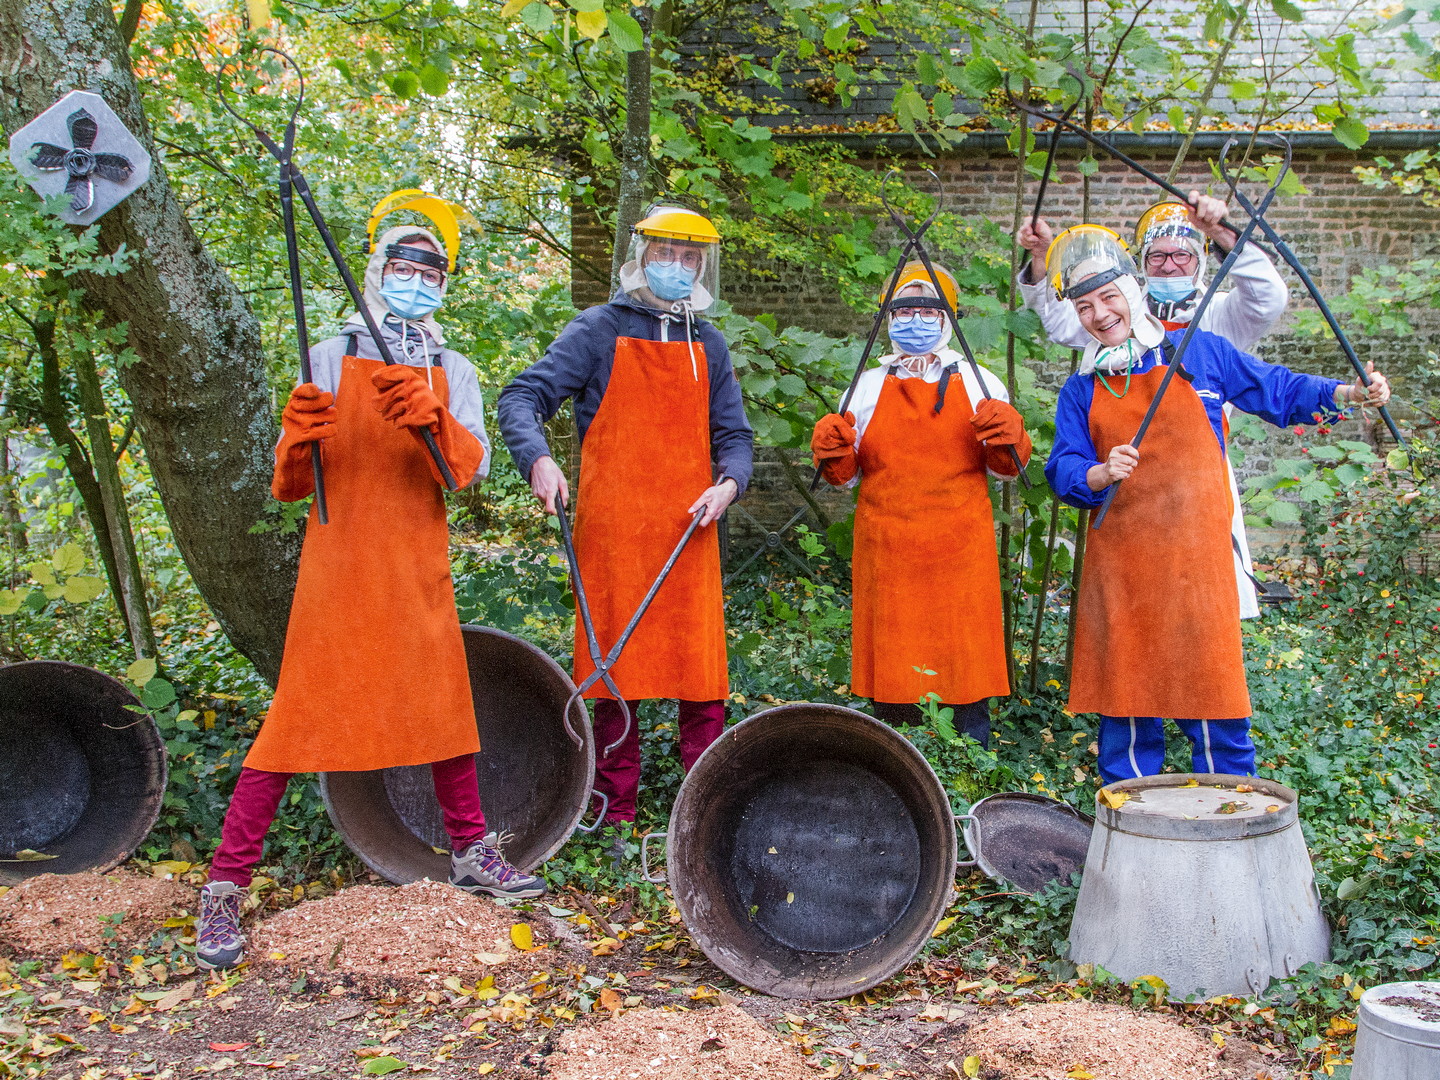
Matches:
[609,6,653,291]
[0,377,28,560]
[0,0,299,684]
[73,345,158,660]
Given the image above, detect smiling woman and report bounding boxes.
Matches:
[1042,223,1393,789]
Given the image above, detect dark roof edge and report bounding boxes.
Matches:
[768,128,1440,153]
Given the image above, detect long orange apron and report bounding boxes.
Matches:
[572,337,727,701]
[851,374,1010,705]
[1069,366,1251,719]
[246,353,482,772]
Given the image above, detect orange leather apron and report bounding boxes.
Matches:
[1069,366,1251,719]
[246,354,482,772]
[572,337,727,701]
[851,374,1010,705]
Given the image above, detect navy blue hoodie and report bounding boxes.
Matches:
[497,292,754,494]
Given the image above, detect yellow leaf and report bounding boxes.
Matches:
[510,923,538,951]
[1098,788,1130,810]
[0,589,23,615]
[786,892,794,904]
[127,657,158,686]
[1234,783,1256,793]
[1326,1015,1357,1037]
[931,916,957,938]
[590,936,621,956]
[963,1056,981,1078]
[1180,778,1199,788]
[575,8,606,39]
[52,542,85,575]
[597,986,623,1014]
[1067,1068,1095,1079]
[499,0,529,14]
[1,848,58,862]
[477,1066,495,1076]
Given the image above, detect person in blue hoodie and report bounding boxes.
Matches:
[1041,225,1391,785]
[498,206,753,859]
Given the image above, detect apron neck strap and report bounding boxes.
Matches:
[934,362,959,414]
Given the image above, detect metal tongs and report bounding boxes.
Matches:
[216,48,459,504]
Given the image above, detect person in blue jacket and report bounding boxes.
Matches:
[497,206,753,863]
[1042,225,1391,784]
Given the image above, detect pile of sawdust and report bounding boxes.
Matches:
[546,1004,814,1080]
[251,879,545,980]
[0,870,191,955]
[964,1001,1238,1080]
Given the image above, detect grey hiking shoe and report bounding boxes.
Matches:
[451,841,546,899]
[196,880,245,970]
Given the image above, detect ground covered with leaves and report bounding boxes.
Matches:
[1,866,1305,1080]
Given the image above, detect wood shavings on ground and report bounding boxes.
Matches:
[0,869,191,955]
[962,1000,1278,1079]
[545,1003,816,1080]
[251,878,545,981]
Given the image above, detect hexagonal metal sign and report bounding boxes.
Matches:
[8,90,152,225]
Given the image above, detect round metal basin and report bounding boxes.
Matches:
[0,661,166,884]
[321,625,592,881]
[665,703,956,999]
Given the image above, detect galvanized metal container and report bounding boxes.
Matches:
[0,660,166,884]
[645,703,956,1000]
[1352,981,1440,1079]
[321,625,593,881]
[1068,773,1330,998]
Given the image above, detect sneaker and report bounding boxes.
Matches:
[450,842,546,899]
[196,880,245,970]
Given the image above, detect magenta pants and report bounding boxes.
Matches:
[591,699,725,825]
[208,754,487,887]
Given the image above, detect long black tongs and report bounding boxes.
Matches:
[814,170,1031,489]
[1093,136,1290,529]
[216,48,459,497]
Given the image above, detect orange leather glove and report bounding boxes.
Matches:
[811,411,859,486]
[371,365,444,431]
[272,383,336,502]
[811,412,858,459]
[969,398,1033,477]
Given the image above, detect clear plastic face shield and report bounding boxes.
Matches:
[1135,202,1207,303]
[1047,225,1143,301]
[619,206,720,310]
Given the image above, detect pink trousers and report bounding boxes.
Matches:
[208,755,487,886]
[591,699,725,825]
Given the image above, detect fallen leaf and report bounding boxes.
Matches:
[1067,1068,1095,1079]
[1326,1015,1357,1037]
[590,937,621,957]
[931,916,957,938]
[477,1067,495,1076]
[510,923,538,951]
[1180,778,1199,788]
[1214,801,1248,815]
[0,849,58,862]
[1266,805,1281,813]
[1234,783,1256,793]
[362,1056,407,1076]
[209,1043,250,1053]
[1098,789,1130,810]
[597,987,623,1016]
[154,982,197,1011]
[963,1055,981,1078]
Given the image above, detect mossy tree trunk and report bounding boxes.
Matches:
[0,0,299,683]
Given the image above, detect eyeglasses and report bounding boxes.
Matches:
[892,306,943,322]
[647,246,703,271]
[1144,249,1196,271]
[384,261,446,288]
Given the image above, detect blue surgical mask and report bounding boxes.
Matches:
[1147,276,1196,304]
[380,275,444,320]
[644,261,697,301]
[888,314,947,357]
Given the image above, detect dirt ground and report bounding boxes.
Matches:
[0,870,1299,1080]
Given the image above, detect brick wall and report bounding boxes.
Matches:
[570,139,1440,542]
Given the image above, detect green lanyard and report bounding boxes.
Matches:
[1094,340,1138,399]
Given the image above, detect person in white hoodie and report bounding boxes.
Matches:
[1017,193,1290,618]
